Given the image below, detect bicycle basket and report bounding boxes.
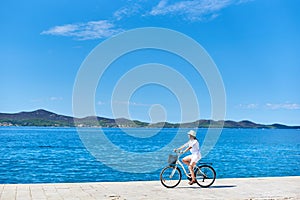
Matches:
[168,154,178,164]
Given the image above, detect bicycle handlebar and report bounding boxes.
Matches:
[174,149,184,155]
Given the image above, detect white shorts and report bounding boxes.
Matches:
[184,154,201,165]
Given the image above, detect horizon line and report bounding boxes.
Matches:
[1,108,299,127]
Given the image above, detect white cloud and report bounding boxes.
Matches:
[50,97,63,101]
[114,7,131,20]
[97,100,152,107]
[113,100,152,107]
[41,20,123,40]
[237,103,259,109]
[237,102,300,110]
[30,97,63,103]
[97,101,106,105]
[114,4,142,20]
[41,0,253,40]
[149,0,251,21]
[265,103,300,110]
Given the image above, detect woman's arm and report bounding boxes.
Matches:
[176,143,191,153]
[182,146,192,154]
[176,143,187,151]
[177,144,185,151]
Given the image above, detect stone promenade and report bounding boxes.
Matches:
[1,176,299,200]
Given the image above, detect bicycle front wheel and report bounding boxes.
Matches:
[195,165,216,188]
[160,166,182,188]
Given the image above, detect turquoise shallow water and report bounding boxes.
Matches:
[0,127,299,183]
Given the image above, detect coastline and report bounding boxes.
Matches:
[1,176,299,200]
[1,109,300,129]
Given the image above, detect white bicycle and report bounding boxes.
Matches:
[160,150,216,188]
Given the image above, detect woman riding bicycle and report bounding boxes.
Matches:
[175,130,201,185]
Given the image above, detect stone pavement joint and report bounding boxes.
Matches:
[0,176,299,200]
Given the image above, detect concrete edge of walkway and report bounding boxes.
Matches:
[3,175,298,185]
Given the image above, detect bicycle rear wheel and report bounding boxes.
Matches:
[160,166,182,188]
[195,165,216,188]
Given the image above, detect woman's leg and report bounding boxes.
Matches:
[182,155,191,166]
[188,162,196,184]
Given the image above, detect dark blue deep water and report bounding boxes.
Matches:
[0,127,299,183]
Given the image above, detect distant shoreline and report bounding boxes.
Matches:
[1,109,300,129]
[1,126,300,130]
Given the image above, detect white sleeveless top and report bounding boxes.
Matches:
[185,139,201,156]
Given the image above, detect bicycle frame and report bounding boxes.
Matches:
[173,158,190,177]
[170,153,208,178]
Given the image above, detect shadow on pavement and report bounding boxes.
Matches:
[176,185,237,189]
[209,185,237,188]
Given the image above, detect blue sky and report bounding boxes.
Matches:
[0,0,299,125]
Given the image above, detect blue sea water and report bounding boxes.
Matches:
[0,127,299,183]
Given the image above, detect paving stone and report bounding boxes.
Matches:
[1,176,299,200]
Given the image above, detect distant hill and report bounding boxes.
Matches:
[0,109,299,129]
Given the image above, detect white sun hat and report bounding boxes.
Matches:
[187,130,197,137]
